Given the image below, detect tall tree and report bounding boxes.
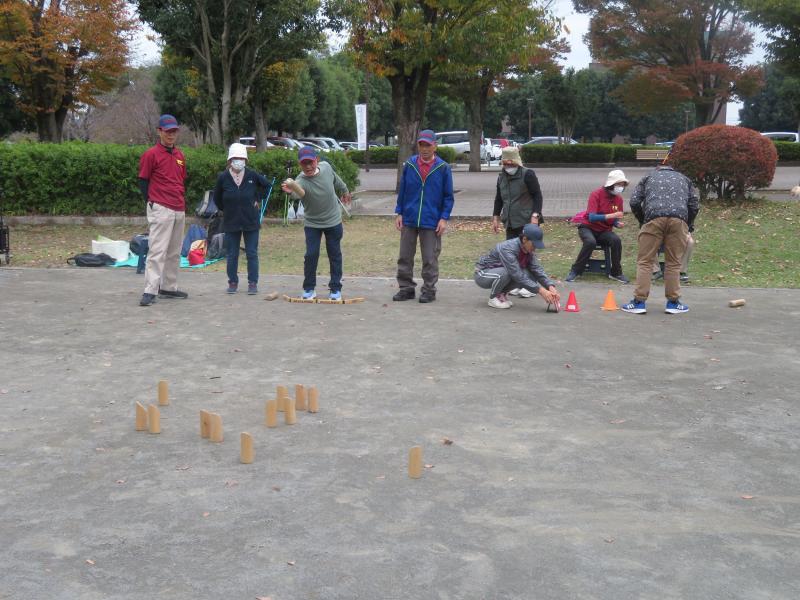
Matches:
[437,0,563,171]
[136,0,327,144]
[739,64,800,133]
[0,0,135,142]
[743,0,800,75]
[538,68,580,142]
[574,0,762,125]
[346,0,493,175]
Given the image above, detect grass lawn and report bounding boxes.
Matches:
[7,199,800,288]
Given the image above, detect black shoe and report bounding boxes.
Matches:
[158,289,188,299]
[652,270,664,281]
[392,289,415,301]
[418,292,436,303]
[680,272,690,283]
[139,293,156,306]
[565,270,579,283]
[608,273,630,284]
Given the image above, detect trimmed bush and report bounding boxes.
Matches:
[520,143,619,163]
[0,142,359,215]
[667,125,777,201]
[346,145,457,165]
[774,141,800,161]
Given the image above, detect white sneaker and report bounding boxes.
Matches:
[510,287,535,298]
[488,297,511,309]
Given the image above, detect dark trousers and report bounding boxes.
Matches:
[304,223,344,292]
[225,229,259,284]
[505,226,524,240]
[396,227,442,294]
[570,226,623,276]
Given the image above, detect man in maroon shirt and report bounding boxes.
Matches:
[138,114,188,306]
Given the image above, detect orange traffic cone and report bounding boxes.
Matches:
[601,289,619,311]
[564,290,580,312]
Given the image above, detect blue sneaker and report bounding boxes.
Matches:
[565,270,579,283]
[665,300,689,314]
[329,290,342,301]
[302,289,316,300]
[621,299,646,314]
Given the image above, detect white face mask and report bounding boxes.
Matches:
[504,166,519,175]
[613,185,625,195]
[231,159,246,172]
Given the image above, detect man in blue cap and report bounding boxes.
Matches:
[474,223,560,309]
[281,146,351,300]
[393,129,454,303]
[138,114,188,306]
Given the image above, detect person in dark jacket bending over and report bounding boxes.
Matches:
[393,129,454,304]
[213,143,271,295]
[565,169,629,284]
[622,163,699,315]
[475,224,560,310]
[492,145,544,298]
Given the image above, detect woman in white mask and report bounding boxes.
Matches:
[491,145,545,298]
[565,169,630,284]
[213,143,272,295]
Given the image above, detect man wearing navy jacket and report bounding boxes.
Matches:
[392,129,455,304]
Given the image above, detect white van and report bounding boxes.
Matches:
[435,130,487,160]
[761,132,799,143]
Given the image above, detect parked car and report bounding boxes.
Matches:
[267,136,304,150]
[301,136,345,151]
[654,141,675,147]
[298,140,329,153]
[484,138,504,160]
[761,132,799,143]
[435,130,488,160]
[524,136,578,145]
[238,136,274,150]
[339,141,358,150]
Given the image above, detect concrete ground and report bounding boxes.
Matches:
[1,267,799,599]
[353,165,800,218]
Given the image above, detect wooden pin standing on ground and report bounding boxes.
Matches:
[135,402,148,431]
[199,410,210,438]
[295,384,307,411]
[240,432,254,464]
[284,397,297,425]
[147,405,161,434]
[408,446,423,479]
[265,399,278,428]
[209,413,223,442]
[157,380,169,406]
[307,386,319,413]
[276,385,288,412]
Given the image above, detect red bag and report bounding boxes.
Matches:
[569,210,588,226]
[188,239,206,265]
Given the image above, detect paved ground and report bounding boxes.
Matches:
[353,165,800,218]
[2,267,799,599]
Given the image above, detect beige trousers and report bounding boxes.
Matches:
[143,202,185,295]
[634,217,689,302]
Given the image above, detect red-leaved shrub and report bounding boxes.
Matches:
[668,125,777,201]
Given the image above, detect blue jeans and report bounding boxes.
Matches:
[303,223,343,292]
[225,229,259,284]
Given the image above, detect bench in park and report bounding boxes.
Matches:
[635,148,670,161]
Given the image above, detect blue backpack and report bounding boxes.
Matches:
[181,224,207,257]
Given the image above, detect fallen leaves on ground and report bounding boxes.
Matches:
[442,437,453,445]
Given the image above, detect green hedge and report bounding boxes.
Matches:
[520,143,629,163]
[346,145,457,165]
[0,142,359,215]
[774,142,800,161]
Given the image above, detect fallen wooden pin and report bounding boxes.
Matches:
[263,292,279,301]
[282,294,365,304]
[728,298,746,308]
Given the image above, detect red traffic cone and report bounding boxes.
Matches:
[564,290,580,312]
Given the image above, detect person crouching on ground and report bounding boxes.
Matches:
[213,143,272,295]
[492,145,544,299]
[474,223,560,309]
[281,147,351,301]
[565,169,629,283]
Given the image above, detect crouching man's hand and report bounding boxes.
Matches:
[539,286,560,304]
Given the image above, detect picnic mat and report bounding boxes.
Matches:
[110,254,223,269]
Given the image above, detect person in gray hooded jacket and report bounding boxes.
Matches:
[474,223,560,309]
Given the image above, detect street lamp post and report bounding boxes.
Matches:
[527,98,534,140]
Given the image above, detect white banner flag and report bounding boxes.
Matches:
[355,104,367,150]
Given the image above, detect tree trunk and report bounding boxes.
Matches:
[36,112,59,142]
[465,82,490,172]
[389,66,431,191]
[253,92,269,151]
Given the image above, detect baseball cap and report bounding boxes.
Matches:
[522,223,545,249]
[417,129,436,145]
[158,114,179,130]
[298,146,318,162]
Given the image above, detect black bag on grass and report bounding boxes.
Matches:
[67,253,116,267]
